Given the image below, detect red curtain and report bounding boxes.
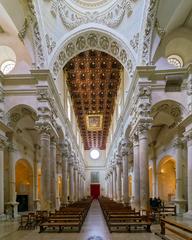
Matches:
[90,184,100,199]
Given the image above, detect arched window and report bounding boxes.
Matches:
[90,149,100,160]
[0,46,16,74]
[0,60,16,74]
[167,55,183,68]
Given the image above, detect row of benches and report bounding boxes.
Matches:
[99,197,152,233]
[18,198,92,233]
[39,198,92,233]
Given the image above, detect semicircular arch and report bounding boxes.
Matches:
[49,24,136,79]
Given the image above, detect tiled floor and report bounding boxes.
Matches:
[0,200,161,240]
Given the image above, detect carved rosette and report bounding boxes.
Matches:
[52,31,135,78]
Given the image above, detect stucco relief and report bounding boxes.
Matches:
[45,0,137,29]
[52,31,134,79]
[139,0,159,65]
[27,0,46,68]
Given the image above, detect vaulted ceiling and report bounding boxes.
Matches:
[64,50,122,150]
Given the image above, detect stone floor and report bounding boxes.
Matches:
[0,200,162,240]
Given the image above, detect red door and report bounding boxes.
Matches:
[90,184,100,199]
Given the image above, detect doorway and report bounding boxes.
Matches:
[90,184,100,199]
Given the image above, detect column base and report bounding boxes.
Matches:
[33,199,41,211]
[0,214,6,221]
[5,202,19,218]
[183,210,192,219]
[173,199,187,214]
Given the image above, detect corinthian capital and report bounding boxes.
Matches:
[0,134,8,150]
[120,138,129,157]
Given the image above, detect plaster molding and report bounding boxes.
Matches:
[45,0,136,29]
[45,34,56,55]
[139,0,159,65]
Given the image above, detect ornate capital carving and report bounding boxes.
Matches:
[0,134,8,150]
[137,119,152,136]
[172,137,183,148]
[120,138,129,157]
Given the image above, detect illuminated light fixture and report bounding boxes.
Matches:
[86,114,103,131]
[167,55,183,68]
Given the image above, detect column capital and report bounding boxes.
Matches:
[137,118,152,138]
[172,137,184,148]
[184,129,192,146]
[0,134,8,150]
[36,122,51,135]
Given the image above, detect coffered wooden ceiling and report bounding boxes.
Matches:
[64,50,122,150]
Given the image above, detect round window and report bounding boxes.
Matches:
[90,149,100,160]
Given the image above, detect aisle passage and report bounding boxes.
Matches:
[80,199,111,240]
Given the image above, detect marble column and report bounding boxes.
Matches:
[0,134,7,216]
[184,130,192,218]
[174,137,186,214]
[116,160,122,202]
[33,144,40,210]
[133,133,140,211]
[61,152,68,205]
[138,124,150,210]
[112,166,117,200]
[78,173,81,200]
[50,138,57,210]
[121,138,129,205]
[69,163,74,202]
[40,131,51,210]
[109,172,113,199]
[74,166,78,202]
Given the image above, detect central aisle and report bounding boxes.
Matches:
[80,199,111,240]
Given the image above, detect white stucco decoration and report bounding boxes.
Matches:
[44,0,137,29]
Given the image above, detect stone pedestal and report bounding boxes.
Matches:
[40,132,51,210]
[33,199,41,210]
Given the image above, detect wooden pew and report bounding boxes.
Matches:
[159,218,192,240]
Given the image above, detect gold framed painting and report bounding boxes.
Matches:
[86,114,103,131]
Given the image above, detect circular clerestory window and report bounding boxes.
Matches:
[90,149,100,160]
